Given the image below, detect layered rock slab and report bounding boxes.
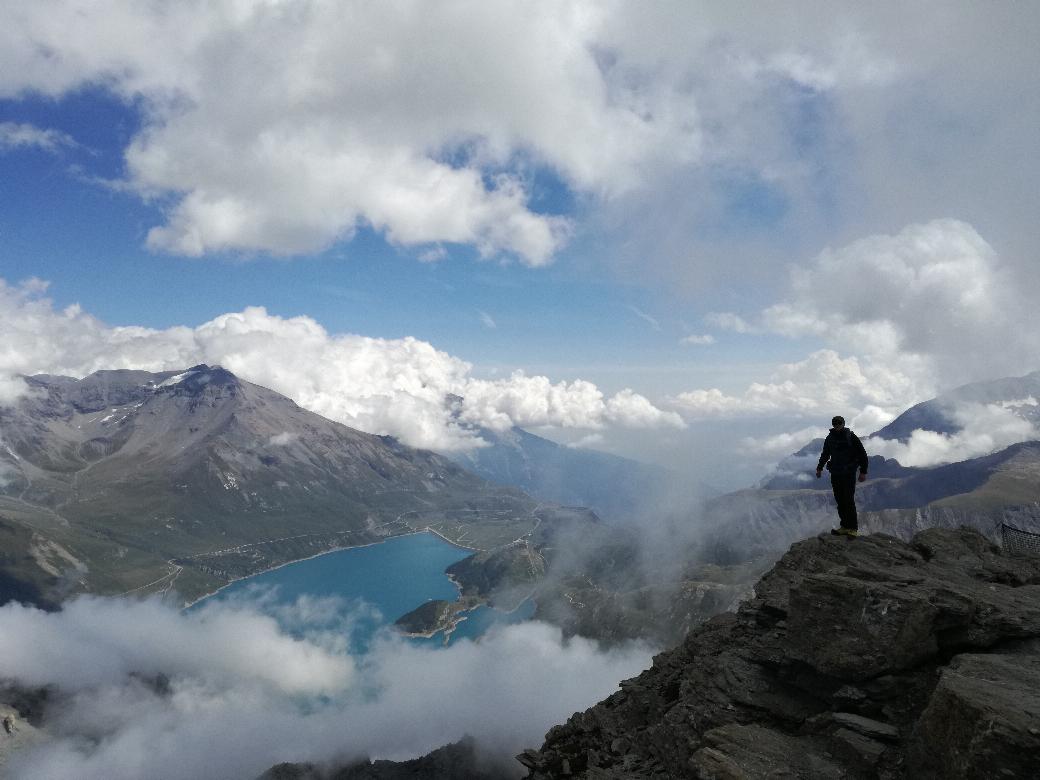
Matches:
[519,528,1040,779]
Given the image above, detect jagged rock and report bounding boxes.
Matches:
[689,724,846,780]
[829,713,899,742]
[519,528,1040,779]
[906,652,1040,779]
[259,736,510,779]
[0,699,47,776]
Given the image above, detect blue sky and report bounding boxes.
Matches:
[0,83,803,392]
[2,2,1038,487]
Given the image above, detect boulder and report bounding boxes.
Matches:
[906,652,1040,779]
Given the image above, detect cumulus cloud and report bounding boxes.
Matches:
[7,2,1029,277]
[741,426,820,457]
[0,278,682,451]
[867,400,1040,467]
[675,220,1037,435]
[566,433,606,450]
[673,221,1040,469]
[0,0,704,265]
[0,122,76,153]
[762,220,1035,388]
[674,349,912,422]
[0,597,650,780]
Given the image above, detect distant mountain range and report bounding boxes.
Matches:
[764,370,1040,487]
[4,363,1038,651]
[872,369,1040,441]
[446,425,707,523]
[702,371,1040,562]
[0,366,592,607]
[491,371,1040,645]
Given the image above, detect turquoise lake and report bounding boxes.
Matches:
[193,532,533,651]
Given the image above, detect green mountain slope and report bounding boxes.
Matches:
[0,366,583,606]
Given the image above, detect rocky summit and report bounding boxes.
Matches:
[517,527,1040,779]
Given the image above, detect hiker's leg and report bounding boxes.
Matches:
[846,475,859,531]
[830,474,845,524]
[832,474,856,529]
[838,474,857,530]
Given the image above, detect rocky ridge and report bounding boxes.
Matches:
[261,737,507,780]
[518,527,1040,779]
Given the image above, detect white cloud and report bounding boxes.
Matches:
[680,333,714,346]
[478,311,497,330]
[605,389,685,429]
[705,312,756,334]
[267,432,297,447]
[0,278,682,451]
[566,433,605,449]
[741,426,820,457]
[458,373,684,437]
[0,596,353,696]
[676,220,1038,438]
[0,1,705,265]
[673,349,913,421]
[0,597,650,780]
[867,401,1040,467]
[762,220,1034,389]
[0,122,76,153]
[0,0,1033,330]
[9,2,1027,276]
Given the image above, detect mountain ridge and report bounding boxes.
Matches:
[446,424,706,523]
[0,365,593,607]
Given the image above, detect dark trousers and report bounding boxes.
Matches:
[830,471,858,530]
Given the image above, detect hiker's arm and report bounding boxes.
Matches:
[816,440,830,476]
[853,433,868,478]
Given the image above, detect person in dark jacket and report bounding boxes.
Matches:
[816,415,868,536]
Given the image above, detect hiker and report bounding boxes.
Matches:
[816,415,868,537]
[2,714,13,735]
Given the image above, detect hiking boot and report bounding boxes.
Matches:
[830,527,858,537]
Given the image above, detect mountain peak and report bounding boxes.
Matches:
[154,364,239,395]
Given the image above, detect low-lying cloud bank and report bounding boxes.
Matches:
[0,278,683,452]
[866,400,1040,468]
[0,596,651,780]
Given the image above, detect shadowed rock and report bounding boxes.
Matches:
[518,527,1040,779]
[259,736,511,779]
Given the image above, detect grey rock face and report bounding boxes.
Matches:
[907,652,1040,779]
[519,528,1040,779]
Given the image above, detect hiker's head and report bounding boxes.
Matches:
[831,415,845,430]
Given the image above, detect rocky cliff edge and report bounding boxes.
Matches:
[518,527,1040,779]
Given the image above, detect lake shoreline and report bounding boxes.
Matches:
[182,528,479,611]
